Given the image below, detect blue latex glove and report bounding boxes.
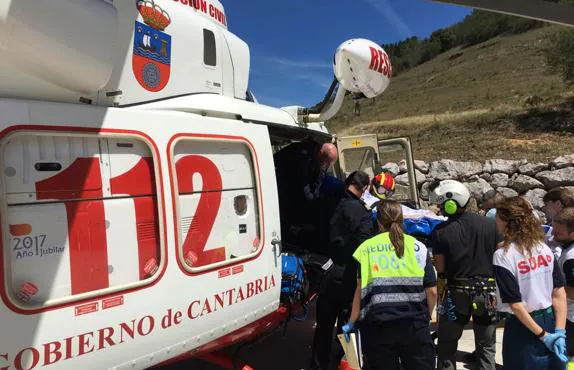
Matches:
[553,329,568,363]
[342,322,355,343]
[542,331,566,353]
[553,336,568,362]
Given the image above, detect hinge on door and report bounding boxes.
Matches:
[271,239,282,267]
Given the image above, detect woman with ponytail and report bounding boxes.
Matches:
[343,199,438,370]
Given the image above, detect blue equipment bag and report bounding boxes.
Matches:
[280,253,308,321]
[281,253,306,299]
[403,217,444,237]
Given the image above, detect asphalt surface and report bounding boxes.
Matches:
[160,305,319,370]
[159,303,504,370]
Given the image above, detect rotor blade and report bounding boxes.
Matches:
[430,0,574,27]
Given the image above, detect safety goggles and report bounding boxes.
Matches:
[373,185,394,200]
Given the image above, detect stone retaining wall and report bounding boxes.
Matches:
[384,154,574,219]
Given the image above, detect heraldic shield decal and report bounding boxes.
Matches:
[133,0,171,92]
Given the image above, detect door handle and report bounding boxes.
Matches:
[271,239,282,267]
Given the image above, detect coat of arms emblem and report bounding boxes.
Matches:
[132,0,171,92]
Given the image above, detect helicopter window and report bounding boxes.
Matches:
[172,138,261,272]
[340,147,377,178]
[234,195,248,216]
[203,29,217,67]
[1,133,164,310]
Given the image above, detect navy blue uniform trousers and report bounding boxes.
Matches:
[503,311,566,370]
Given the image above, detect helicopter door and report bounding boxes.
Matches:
[336,134,379,179]
[336,134,420,209]
[377,137,420,209]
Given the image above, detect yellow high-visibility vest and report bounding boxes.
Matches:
[353,232,426,319]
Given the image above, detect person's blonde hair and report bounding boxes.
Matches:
[496,196,543,256]
[377,199,404,258]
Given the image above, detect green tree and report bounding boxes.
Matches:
[430,28,457,52]
[544,29,574,84]
[419,39,442,64]
[380,10,541,77]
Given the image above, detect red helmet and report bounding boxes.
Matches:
[370,172,396,200]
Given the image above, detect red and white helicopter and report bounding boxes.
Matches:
[2,0,573,369]
[0,1,416,369]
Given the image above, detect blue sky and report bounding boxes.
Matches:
[224,0,472,108]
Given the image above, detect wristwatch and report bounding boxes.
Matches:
[536,329,546,340]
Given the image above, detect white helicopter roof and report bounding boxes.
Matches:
[132,93,330,135]
[0,0,334,136]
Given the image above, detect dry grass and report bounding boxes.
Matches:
[337,105,523,134]
[338,99,574,163]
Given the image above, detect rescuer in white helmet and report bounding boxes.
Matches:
[428,180,502,370]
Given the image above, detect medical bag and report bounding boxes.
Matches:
[281,253,307,301]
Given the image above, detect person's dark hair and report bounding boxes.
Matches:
[496,196,543,257]
[427,180,440,192]
[344,171,370,189]
[542,187,574,207]
[377,199,405,258]
[483,190,501,202]
[554,207,574,233]
[480,190,503,208]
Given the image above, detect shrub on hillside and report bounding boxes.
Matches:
[381,10,544,76]
[544,29,574,84]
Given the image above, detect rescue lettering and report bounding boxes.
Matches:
[173,0,227,26]
[2,275,275,369]
[517,254,553,274]
[368,46,392,79]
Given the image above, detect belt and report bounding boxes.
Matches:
[447,276,496,290]
[500,306,553,319]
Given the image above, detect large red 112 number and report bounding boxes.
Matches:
[35,155,160,295]
[110,157,160,279]
[176,155,226,268]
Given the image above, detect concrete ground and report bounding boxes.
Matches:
[161,303,504,370]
